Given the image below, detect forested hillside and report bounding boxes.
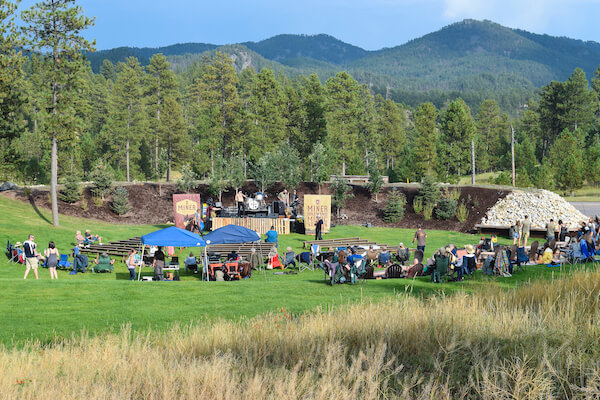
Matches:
[86,19,600,110]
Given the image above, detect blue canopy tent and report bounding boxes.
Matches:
[202,224,262,281]
[138,227,206,281]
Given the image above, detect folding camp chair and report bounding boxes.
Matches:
[578,240,595,264]
[378,251,391,267]
[300,244,319,273]
[225,262,241,280]
[283,251,296,270]
[57,254,71,269]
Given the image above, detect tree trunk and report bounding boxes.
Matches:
[166,136,171,182]
[155,95,161,177]
[511,124,516,186]
[126,110,130,182]
[50,134,59,227]
[471,139,475,185]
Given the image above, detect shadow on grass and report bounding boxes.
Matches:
[28,195,51,225]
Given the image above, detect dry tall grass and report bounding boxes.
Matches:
[3,271,600,399]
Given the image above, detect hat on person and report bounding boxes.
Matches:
[14,241,22,247]
[465,244,475,254]
[398,242,404,247]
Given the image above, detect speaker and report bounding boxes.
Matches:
[273,201,283,214]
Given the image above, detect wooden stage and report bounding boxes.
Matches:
[212,217,290,235]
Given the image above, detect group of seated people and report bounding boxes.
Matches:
[75,230,102,247]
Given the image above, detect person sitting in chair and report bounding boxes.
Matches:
[94,252,114,273]
[227,250,240,262]
[75,231,88,246]
[265,226,278,245]
[366,245,379,266]
[185,252,198,274]
[284,247,296,269]
[85,229,102,245]
[396,242,410,265]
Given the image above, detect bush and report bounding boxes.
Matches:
[516,168,533,188]
[59,176,81,204]
[177,164,197,193]
[423,203,434,221]
[110,186,131,215]
[435,197,457,220]
[446,188,461,202]
[413,196,423,214]
[456,201,469,222]
[383,189,406,223]
[494,171,512,186]
[81,197,87,211]
[331,176,354,217]
[419,173,441,208]
[90,162,113,198]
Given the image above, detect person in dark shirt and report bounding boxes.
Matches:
[23,234,40,280]
[152,246,165,281]
[315,215,324,240]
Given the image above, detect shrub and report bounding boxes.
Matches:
[516,167,533,188]
[456,201,469,222]
[177,164,197,193]
[90,161,113,198]
[435,197,457,220]
[419,173,441,208]
[494,171,512,186]
[331,176,354,217]
[80,197,87,211]
[423,203,434,221]
[446,187,461,202]
[412,196,423,214]
[59,176,81,204]
[383,189,406,223]
[110,186,131,215]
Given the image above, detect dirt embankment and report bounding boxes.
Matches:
[1,182,508,233]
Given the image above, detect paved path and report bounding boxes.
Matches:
[569,202,600,218]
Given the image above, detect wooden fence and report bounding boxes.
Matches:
[212,217,290,235]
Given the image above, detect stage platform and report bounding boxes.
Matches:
[212,217,290,235]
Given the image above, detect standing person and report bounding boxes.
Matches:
[278,189,289,207]
[126,249,139,281]
[315,215,324,240]
[291,189,298,204]
[545,218,556,242]
[23,234,40,280]
[44,241,59,280]
[235,190,246,217]
[152,246,165,281]
[558,219,568,242]
[513,220,521,246]
[412,225,427,253]
[521,215,531,247]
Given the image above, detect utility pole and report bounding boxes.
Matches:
[511,124,516,186]
[471,139,475,185]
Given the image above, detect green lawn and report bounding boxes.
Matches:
[0,194,592,346]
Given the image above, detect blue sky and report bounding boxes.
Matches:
[16,0,600,50]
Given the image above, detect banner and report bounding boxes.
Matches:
[303,195,331,235]
[173,194,201,230]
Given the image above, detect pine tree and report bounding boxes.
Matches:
[377,96,406,170]
[440,98,476,181]
[550,128,584,195]
[301,74,327,154]
[412,102,438,178]
[146,54,177,178]
[382,189,406,223]
[22,0,95,226]
[160,96,190,181]
[325,72,361,175]
[475,99,504,172]
[108,57,147,181]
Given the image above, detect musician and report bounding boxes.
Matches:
[235,190,247,217]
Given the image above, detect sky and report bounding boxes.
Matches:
[16,0,600,50]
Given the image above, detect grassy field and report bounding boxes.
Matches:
[0,194,590,348]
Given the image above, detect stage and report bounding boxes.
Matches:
[212,217,290,235]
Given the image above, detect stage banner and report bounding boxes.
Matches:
[303,195,331,235]
[173,194,201,230]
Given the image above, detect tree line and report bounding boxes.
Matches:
[0,1,599,226]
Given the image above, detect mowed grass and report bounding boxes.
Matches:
[0,194,589,346]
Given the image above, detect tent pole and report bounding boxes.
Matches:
[138,244,145,281]
[204,245,209,281]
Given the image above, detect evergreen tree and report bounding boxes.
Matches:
[107,57,147,181]
[22,0,95,226]
[412,102,438,178]
[100,59,116,82]
[325,72,361,175]
[160,96,190,181]
[110,186,131,215]
[550,129,584,195]
[308,142,330,193]
[475,99,505,171]
[330,176,354,217]
[357,85,379,172]
[440,98,476,181]
[377,96,406,170]
[382,188,406,223]
[301,74,327,153]
[146,53,177,177]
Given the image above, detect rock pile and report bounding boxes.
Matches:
[481,189,587,228]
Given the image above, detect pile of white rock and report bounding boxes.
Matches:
[481,189,587,228]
